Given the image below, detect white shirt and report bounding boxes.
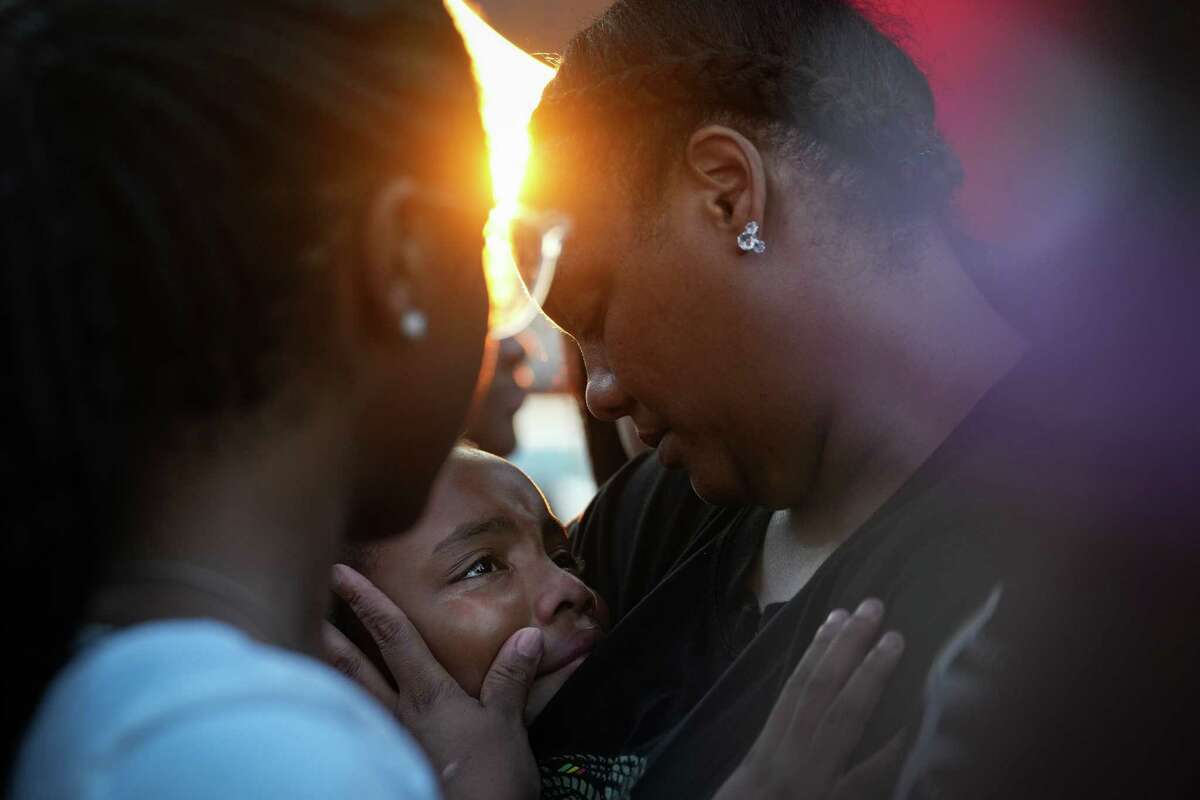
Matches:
[11,620,438,799]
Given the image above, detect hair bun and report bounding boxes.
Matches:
[896,138,964,209]
[534,0,965,219]
[807,62,961,213]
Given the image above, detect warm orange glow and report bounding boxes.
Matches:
[444,0,556,338]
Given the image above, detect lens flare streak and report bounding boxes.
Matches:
[444,0,556,336]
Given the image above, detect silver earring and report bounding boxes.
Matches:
[400,309,428,340]
[737,220,767,254]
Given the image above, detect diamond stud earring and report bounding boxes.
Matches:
[737,220,767,254]
[400,309,428,340]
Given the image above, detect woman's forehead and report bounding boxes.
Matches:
[526,139,617,215]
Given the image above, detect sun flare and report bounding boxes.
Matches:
[444,0,556,337]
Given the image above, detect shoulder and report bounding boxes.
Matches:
[98,696,436,799]
[12,621,436,800]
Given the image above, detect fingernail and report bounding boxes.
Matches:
[878,631,904,655]
[515,628,543,659]
[855,598,884,620]
[826,608,849,625]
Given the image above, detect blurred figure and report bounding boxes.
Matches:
[466,336,531,456]
[894,2,1200,797]
[0,2,542,798]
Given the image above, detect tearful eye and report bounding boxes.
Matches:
[459,556,503,581]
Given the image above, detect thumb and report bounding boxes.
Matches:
[480,627,544,722]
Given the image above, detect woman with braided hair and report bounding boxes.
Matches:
[1,1,559,797]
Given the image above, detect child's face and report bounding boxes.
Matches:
[367,450,608,705]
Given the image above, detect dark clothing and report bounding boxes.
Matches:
[533,348,1200,799]
[529,358,1095,799]
[895,441,1200,799]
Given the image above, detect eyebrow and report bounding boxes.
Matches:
[432,515,517,556]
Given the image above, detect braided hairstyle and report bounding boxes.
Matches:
[0,0,483,770]
[531,0,962,226]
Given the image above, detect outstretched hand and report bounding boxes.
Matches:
[714,599,907,800]
[323,564,540,800]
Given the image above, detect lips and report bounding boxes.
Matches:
[537,623,603,677]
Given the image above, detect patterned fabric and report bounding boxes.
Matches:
[540,753,648,800]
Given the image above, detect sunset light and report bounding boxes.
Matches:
[444,0,557,338]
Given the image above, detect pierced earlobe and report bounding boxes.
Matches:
[400,308,428,341]
[387,261,427,341]
[737,221,767,254]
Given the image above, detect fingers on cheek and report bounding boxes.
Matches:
[432,615,511,698]
[331,564,365,598]
[362,611,408,651]
[330,566,398,643]
[422,633,483,697]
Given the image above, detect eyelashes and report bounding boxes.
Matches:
[457,555,503,581]
[453,550,586,584]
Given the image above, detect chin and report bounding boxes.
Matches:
[685,461,752,507]
[688,477,751,506]
[666,441,748,506]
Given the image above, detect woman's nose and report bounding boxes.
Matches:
[534,567,598,625]
[581,347,631,421]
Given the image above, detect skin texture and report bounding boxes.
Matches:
[465,336,531,457]
[363,449,608,701]
[531,124,1025,606]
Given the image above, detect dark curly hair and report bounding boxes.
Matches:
[0,0,482,773]
[531,0,962,224]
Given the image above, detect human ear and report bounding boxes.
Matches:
[683,125,768,234]
[358,177,428,342]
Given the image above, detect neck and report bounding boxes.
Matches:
[92,409,352,656]
[783,231,1027,543]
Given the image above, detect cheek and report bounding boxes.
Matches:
[416,592,531,697]
[607,263,735,419]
